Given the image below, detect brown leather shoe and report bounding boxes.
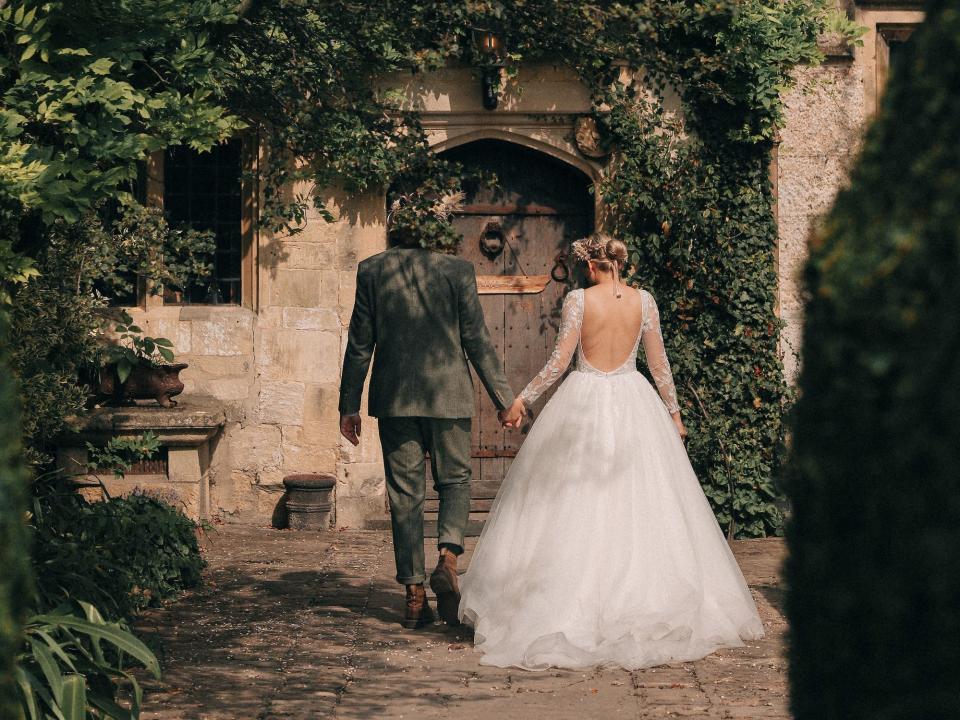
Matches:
[402,584,435,629]
[429,551,461,626]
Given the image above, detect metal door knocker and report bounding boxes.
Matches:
[551,251,570,283]
[479,221,506,258]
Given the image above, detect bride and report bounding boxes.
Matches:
[457,233,764,671]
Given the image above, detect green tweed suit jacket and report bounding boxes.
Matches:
[338,247,515,418]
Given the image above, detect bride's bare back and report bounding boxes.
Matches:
[517,283,680,418]
[580,285,645,372]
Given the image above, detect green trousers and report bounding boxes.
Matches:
[378,417,472,585]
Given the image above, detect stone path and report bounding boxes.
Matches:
[137,527,789,720]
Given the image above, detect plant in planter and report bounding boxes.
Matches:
[97,312,187,407]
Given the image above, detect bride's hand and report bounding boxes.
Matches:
[499,398,526,428]
[672,413,687,443]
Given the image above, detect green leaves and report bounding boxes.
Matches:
[0,0,245,224]
[17,603,162,719]
[85,432,160,479]
[103,303,179,373]
[59,675,86,720]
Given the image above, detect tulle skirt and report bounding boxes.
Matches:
[458,368,764,670]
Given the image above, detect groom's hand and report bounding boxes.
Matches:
[340,414,362,446]
[498,398,526,428]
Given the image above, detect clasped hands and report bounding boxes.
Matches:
[498,398,527,429]
[340,398,526,446]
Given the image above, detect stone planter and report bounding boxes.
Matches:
[97,362,188,407]
[283,473,336,530]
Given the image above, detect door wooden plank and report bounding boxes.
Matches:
[477,274,551,294]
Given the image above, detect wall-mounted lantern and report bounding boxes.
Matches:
[471,27,506,111]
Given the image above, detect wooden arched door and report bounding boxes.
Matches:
[424,139,595,536]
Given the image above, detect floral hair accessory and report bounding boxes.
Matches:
[571,235,604,263]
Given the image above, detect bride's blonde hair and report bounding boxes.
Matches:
[571,233,628,275]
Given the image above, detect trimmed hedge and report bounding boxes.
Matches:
[0,319,30,717]
[786,3,960,719]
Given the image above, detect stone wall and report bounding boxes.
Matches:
[777,52,864,381]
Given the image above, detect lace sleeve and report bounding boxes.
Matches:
[641,290,680,415]
[519,289,583,407]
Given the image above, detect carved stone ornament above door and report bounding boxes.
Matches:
[573,116,611,159]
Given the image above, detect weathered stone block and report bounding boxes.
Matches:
[203,377,253,402]
[269,329,341,384]
[184,354,253,378]
[777,216,817,319]
[258,380,305,425]
[210,470,257,520]
[256,468,287,486]
[777,153,854,220]
[176,323,192,354]
[338,271,357,325]
[280,424,338,473]
[337,461,385,499]
[179,306,213,321]
[190,313,255,356]
[780,64,864,158]
[779,313,804,384]
[282,307,340,332]
[284,241,336,270]
[268,269,322,308]
[318,269,340,308]
[254,483,287,526]
[303,383,341,424]
[335,495,387,531]
[335,235,357,269]
[230,424,282,472]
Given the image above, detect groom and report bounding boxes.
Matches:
[338,237,522,629]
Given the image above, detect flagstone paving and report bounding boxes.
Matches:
[136,526,789,720]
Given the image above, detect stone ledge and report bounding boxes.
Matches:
[57,396,228,521]
[68,395,226,438]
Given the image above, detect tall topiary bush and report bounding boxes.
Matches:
[0,318,30,717]
[786,2,960,718]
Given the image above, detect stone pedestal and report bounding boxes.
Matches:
[56,396,226,521]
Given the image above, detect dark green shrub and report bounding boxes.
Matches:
[8,207,212,466]
[31,478,205,620]
[786,3,960,719]
[0,320,30,720]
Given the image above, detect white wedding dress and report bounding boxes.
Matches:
[458,287,764,670]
